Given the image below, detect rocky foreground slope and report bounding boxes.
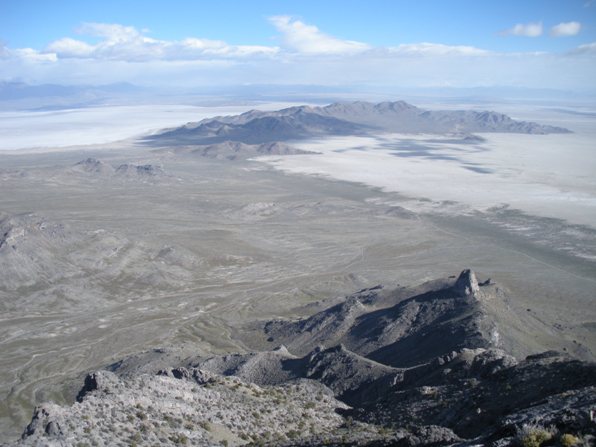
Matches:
[13,271,596,446]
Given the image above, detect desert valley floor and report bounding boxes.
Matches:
[1,143,595,442]
[0,102,595,444]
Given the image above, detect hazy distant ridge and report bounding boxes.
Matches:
[147,100,570,146]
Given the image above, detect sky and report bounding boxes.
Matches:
[1,0,595,93]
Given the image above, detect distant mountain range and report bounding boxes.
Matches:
[146,100,571,146]
[0,82,139,101]
[0,81,142,110]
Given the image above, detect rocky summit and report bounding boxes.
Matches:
[14,270,596,446]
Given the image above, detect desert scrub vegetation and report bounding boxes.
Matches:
[560,433,580,447]
[516,423,557,447]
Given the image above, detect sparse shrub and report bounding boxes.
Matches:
[345,416,354,428]
[199,421,211,431]
[516,424,556,447]
[304,402,316,409]
[287,429,300,439]
[561,434,580,447]
[377,425,391,436]
[169,433,188,445]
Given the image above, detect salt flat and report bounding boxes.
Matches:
[259,107,596,229]
[0,103,298,152]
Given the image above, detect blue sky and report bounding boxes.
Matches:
[1,0,595,92]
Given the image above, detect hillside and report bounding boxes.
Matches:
[15,270,596,446]
[145,101,570,147]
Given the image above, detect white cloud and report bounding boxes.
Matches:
[180,38,278,57]
[47,38,95,58]
[269,15,370,55]
[389,42,490,56]
[502,22,543,37]
[77,22,142,42]
[550,21,582,37]
[6,48,57,63]
[44,22,278,61]
[1,18,595,92]
[569,41,596,54]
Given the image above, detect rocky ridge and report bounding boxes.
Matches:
[145,101,571,146]
[13,270,596,446]
[72,158,166,181]
[166,141,315,160]
[0,212,202,299]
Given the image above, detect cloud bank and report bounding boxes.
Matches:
[45,22,278,61]
[0,17,594,92]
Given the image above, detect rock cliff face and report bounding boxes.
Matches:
[15,270,596,446]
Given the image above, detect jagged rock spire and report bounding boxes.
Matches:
[454,269,480,297]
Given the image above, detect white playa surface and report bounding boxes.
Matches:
[2,101,593,228]
[0,103,296,152]
[259,108,596,229]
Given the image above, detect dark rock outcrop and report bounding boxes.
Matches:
[115,163,165,177]
[184,140,315,160]
[72,157,115,175]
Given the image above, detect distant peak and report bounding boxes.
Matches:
[76,157,101,165]
[454,269,480,297]
[374,100,417,111]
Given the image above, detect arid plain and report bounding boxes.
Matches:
[0,102,595,441]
